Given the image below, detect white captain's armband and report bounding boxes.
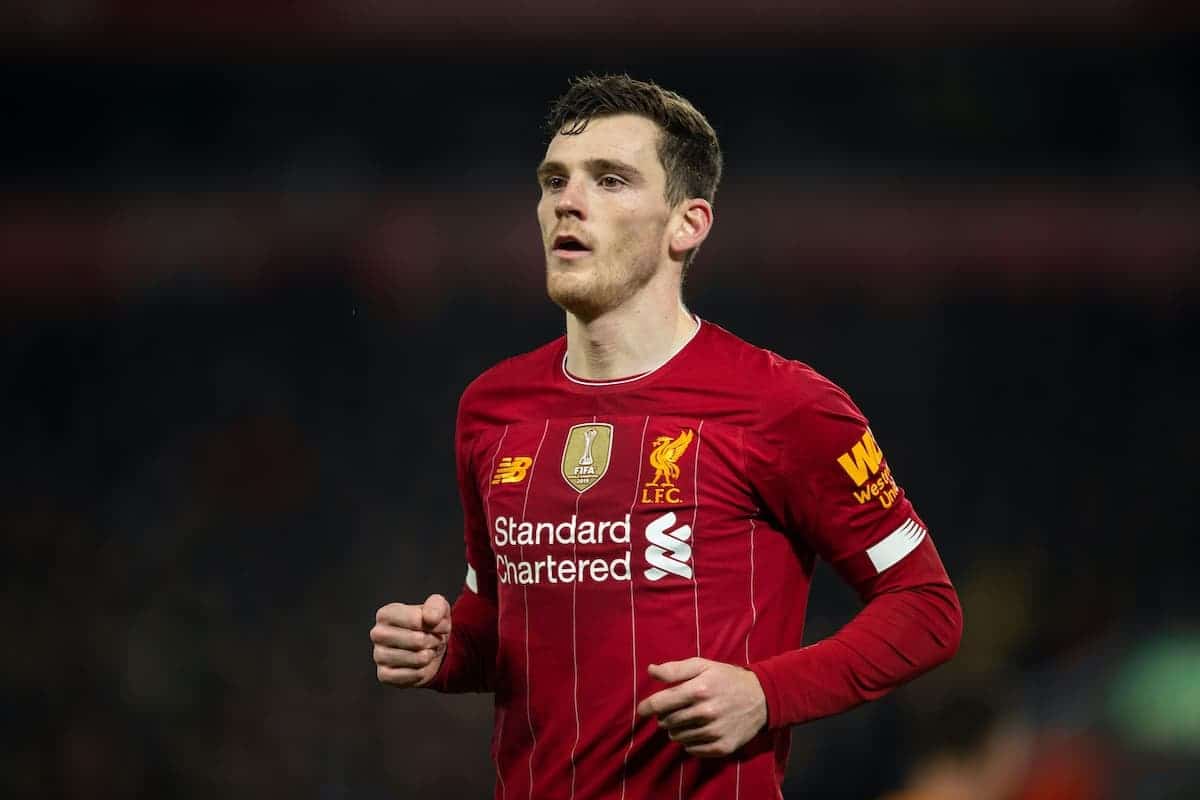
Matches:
[866,518,927,573]
[465,564,478,593]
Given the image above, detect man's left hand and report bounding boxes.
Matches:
[635,657,768,758]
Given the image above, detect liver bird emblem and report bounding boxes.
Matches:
[647,429,695,487]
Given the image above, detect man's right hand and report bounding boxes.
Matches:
[371,594,452,688]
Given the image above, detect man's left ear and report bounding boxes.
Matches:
[669,199,714,258]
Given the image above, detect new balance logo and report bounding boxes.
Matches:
[492,456,533,485]
[644,511,692,581]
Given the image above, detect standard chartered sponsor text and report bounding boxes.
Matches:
[494,514,632,585]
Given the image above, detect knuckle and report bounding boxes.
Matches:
[377,665,413,687]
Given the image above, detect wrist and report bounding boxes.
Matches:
[746,660,784,730]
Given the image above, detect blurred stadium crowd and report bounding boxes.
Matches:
[2,2,1198,798]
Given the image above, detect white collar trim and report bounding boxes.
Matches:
[561,316,702,387]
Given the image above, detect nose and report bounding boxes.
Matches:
[554,178,586,221]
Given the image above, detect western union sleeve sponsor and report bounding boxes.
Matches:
[836,429,885,487]
[837,430,901,509]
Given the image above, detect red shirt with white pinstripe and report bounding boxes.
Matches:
[427,319,961,799]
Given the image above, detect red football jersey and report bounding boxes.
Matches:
[428,319,957,800]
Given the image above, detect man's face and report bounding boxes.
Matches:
[536,114,676,320]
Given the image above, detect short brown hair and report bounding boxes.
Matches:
[545,74,723,210]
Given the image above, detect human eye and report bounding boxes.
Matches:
[598,174,627,190]
[541,175,567,191]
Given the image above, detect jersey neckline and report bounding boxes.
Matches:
[559,316,704,390]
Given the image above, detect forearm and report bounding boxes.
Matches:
[425,588,499,693]
[748,580,962,728]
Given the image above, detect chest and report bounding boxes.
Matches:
[474,415,756,568]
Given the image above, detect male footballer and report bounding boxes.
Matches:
[370,75,962,799]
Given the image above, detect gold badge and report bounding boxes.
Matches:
[642,429,694,504]
[561,423,613,493]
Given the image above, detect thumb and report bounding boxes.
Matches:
[648,657,709,684]
[422,594,451,634]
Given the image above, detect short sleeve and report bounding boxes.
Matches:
[749,370,941,592]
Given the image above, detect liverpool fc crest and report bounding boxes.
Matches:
[642,429,694,505]
[561,423,614,493]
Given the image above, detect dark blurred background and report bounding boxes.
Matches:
[2,2,1198,798]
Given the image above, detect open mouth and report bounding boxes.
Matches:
[552,234,592,256]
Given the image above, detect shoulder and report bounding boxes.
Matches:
[701,323,866,463]
[701,322,860,433]
[457,335,565,430]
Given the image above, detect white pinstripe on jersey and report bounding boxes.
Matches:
[520,420,550,799]
[618,416,651,800]
[483,426,510,800]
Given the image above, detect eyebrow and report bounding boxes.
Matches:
[536,158,645,183]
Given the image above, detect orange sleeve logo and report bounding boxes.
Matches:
[837,430,900,509]
[836,430,884,486]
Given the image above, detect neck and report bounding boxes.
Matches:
[564,275,696,381]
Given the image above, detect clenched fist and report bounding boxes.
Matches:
[371,594,452,688]
[636,658,767,758]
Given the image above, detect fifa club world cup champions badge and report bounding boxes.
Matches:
[561,423,613,493]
